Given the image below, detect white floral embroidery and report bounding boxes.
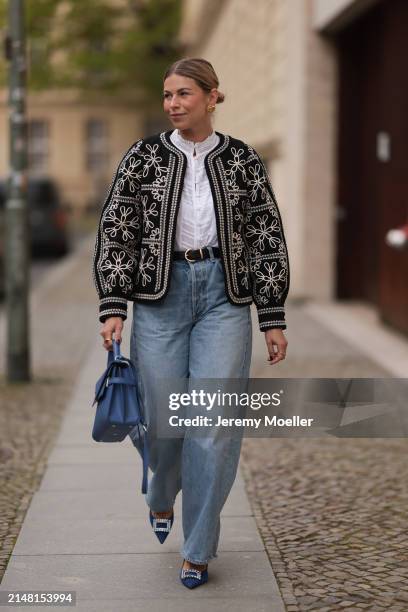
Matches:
[250,252,262,274]
[255,261,286,298]
[247,163,267,202]
[100,250,134,289]
[234,208,244,223]
[151,174,167,202]
[148,244,160,256]
[246,213,281,251]
[116,155,142,193]
[149,227,160,241]
[226,179,240,206]
[147,227,161,256]
[232,231,244,260]
[225,147,246,178]
[104,205,140,241]
[237,259,249,289]
[141,196,158,231]
[137,247,155,287]
[142,143,168,178]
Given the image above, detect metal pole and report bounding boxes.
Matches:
[5,0,30,381]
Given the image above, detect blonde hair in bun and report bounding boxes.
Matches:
[164,57,225,104]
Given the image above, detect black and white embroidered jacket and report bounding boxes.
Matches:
[93,130,290,331]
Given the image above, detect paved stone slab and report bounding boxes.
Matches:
[304,300,408,378]
[46,443,138,465]
[54,420,103,445]
[11,515,263,556]
[38,463,140,492]
[1,597,276,612]
[0,552,284,607]
[37,458,248,496]
[24,477,253,520]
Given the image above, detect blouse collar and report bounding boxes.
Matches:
[170,128,219,156]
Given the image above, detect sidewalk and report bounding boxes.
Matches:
[0,325,285,611]
[1,328,284,612]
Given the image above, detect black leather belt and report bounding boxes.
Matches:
[173,247,221,262]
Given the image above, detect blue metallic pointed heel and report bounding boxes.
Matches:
[149,509,174,544]
[180,563,209,589]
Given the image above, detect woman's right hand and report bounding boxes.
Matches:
[100,317,124,351]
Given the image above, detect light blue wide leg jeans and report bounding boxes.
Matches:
[129,250,252,564]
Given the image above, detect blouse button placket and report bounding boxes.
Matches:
[192,145,198,248]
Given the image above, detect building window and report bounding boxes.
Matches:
[28,120,49,174]
[85,119,109,173]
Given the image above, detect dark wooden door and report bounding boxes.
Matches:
[336,0,408,335]
[377,1,408,332]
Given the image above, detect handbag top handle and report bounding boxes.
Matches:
[113,339,122,360]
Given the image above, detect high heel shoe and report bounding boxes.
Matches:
[179,562,209,589]
[149,509,174,544]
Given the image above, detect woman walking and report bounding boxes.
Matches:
[93,57,290,589]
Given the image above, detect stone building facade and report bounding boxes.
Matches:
[179,0,408,335]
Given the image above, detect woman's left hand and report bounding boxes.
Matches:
[264,328,288,365]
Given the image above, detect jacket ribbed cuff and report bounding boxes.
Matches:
[257,306,287,331]
[99,297,128,323]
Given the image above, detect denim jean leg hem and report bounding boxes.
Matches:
[149,506,174,513]
[146,496,175,513]
[180,550,218,564]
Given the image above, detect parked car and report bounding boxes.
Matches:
[0,178,70,296]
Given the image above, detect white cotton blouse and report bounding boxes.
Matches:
[170,128,220,251]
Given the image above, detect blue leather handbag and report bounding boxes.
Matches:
[92,339,149,494]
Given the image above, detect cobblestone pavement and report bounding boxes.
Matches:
[240,309,408,611]
[0,236,98,581]
[241,437,408,611]
[0,380,73,578]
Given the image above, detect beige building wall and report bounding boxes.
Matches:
[179,0,377,303]
[179,0,334,301]
[0,89,144,214]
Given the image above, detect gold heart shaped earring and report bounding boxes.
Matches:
[207,105,216,113]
